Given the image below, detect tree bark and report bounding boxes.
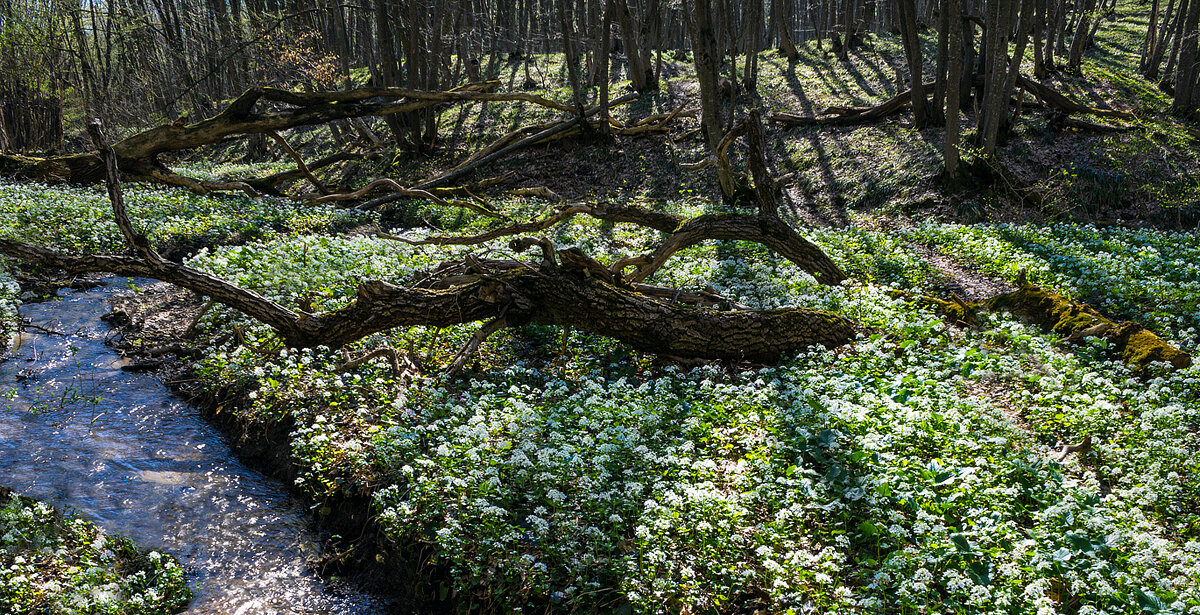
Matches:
[684,0,736,201]
[0,82,606,185]
[944,0,963,184]
[897,0,930,126]
[773,0,800,61]
[1,236,856,362]
[1173,0,1200,115]
[1067,0,1097,72]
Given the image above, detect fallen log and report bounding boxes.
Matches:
[359,93,640,210]
[770,83,935,126]
[0,120,856,367]
[0,81,503,185]
[1049,114,1133,133]
[1015,76,1134,121]
[770,77,1133,129]
[299,178,501,217]
[0,237,855,362]
[982,281,1190,373]
[240,152,370,195]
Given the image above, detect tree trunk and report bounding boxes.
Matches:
[1144,0,1177,79]
[945,0,963,184]
[773,0,800,61]
[598,0,615,134]
[615,0,655,91]
[685,0,725,158]
[897,0,930,126]
[1067,0,1097,72]
[1173,0,1200,115]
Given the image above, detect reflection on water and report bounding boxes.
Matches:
[0,279,389,614]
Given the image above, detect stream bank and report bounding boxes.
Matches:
[0,278,395,614]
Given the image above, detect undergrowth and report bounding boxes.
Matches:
[0,491,190,614]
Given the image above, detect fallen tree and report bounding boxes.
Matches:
[982,274,1191,372]
[0,79,684,218]
[770,83,936,126]
[769,77,1133,128]
[0,82,509,186]
[892,272,1191,373]
[6,122,1185,376]
[381,201,847,286]
[0,121,857,368]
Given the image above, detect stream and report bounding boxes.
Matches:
[0,279,389,614]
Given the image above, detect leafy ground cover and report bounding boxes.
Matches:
[0,180,373,343]
[2,1,1199,609]
[147,188,1196,614]
[0,180,374,257]
[3,176,1195,612]
[0,490,190,614]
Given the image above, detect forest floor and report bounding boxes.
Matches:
[3,1,1200,613]
[171,0,1197,231]
[0,487,191,612]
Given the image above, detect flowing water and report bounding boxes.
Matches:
[0,279,389,614]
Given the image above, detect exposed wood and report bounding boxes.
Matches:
[0,237,857,362]
[0,139,856,365]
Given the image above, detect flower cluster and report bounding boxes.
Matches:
[0,492,190,614]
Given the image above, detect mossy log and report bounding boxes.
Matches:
[893,281,1189,373]
[983,285,1190,372]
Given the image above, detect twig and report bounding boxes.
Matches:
[185,300,215,338]
[233,324,283,357]
[266,131,331,194]
[335,346,421,383]
[446,317,509,375]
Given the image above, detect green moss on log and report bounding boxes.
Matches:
[982,285,1191,373]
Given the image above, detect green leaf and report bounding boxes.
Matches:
[1135,588,1167,613]
[966,560,991,586]
[1066,533,1094,553]
[950,533,971,553]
